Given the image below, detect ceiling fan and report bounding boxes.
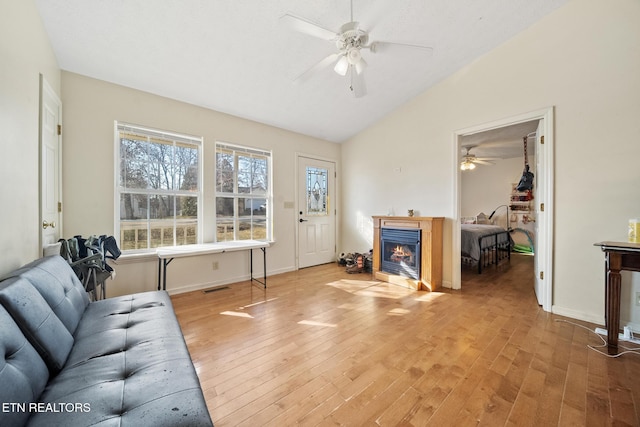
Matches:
[460,147,500,170]
[280,0,433,97]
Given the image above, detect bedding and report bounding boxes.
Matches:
[461,224,513,273]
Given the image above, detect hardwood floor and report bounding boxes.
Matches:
[171,255,640,426]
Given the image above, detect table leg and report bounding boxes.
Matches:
[157,258,162,291]
[262,247,266,288]
[163,259,168,291]
[249,247,267,289]
[606,252,622,349]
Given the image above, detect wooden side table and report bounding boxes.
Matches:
[594,241,640,349]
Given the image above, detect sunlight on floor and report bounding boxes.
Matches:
[298,320,337,328]
[387,307,411,316]
[240,297,278,309]
[414,292,448,302]
[326,279,417,299]
[220,311,254,318]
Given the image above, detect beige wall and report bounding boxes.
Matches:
[60,72,340,296]
[0,0,60,274]
[340,0,640,325]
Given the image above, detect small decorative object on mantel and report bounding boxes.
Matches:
[407,209,414,217]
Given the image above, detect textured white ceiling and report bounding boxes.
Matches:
[35,0,568,143]
[461,120,539,160]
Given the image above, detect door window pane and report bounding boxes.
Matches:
[306,166,328,215]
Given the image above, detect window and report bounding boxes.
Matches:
[116,123,202,252]
[216,142,271,242]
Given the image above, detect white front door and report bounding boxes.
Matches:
[40,76,62,254]
[297,156,336,268]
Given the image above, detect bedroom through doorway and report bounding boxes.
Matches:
[452,108,555,312]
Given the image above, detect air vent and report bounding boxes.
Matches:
[203,286,230,294]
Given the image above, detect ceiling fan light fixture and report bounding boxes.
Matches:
[460,161,476,171]
[334,56,349,76]
[347,47,361,65]
[283,0,432,98]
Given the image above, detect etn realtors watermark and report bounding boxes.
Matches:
[2,402,91,413]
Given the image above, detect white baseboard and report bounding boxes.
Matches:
[166,265,296,295]
[552,305,640,336]
[551,305,604,326]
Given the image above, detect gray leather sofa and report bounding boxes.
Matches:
[0,255,213,426]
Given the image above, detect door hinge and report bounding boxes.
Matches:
[540,203,545,212]
[57,124,62,136]
[540,135,544,145]
[58,202,62,213]
[539,271,544,280]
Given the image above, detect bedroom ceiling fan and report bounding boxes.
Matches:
[460,147,499,170]
[280,0,433,97]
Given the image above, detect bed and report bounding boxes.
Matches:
[461,223,513,273]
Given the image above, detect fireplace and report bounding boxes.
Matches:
[380,228,421,280]
[372,216,444,291]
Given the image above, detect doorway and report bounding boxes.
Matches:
[39,75,62,255]
[296,155,337,268]
[452,108,554,312]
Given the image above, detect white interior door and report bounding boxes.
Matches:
[40,76,62,255]
[534,120,545,306]
[297,156,336,268]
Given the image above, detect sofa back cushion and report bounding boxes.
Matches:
[0,305,49,427]
[0,255,89,335]
[0,277,75,374]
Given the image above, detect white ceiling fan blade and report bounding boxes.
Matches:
[355,57,367,75]
[350,67,366,98]
[474,160,495,165]
[334,55,349,76]
[280,14,337,41]
[294,53,340,83]
[369,41,433,55]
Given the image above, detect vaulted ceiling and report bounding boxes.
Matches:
[35,0,568,142]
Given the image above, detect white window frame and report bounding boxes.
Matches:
[215,141,272,242]
[115,122,203,252]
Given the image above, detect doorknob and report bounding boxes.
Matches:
[42,220,56,229]
[299,218,308,222]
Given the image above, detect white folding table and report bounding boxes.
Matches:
[156,240,270,291]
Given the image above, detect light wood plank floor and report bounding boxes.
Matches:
[171,255,640,426]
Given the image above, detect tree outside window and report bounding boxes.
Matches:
[215,143,271,242]
[117,123,202,251]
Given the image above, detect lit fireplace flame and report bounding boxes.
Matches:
[394,245,407,256]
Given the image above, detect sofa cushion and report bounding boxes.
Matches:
[0,256,89,335]
[0,305,49,427]
[0,277,74,374]
[27,291,213,427]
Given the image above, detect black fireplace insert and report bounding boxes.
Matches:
[380,228,421,280]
